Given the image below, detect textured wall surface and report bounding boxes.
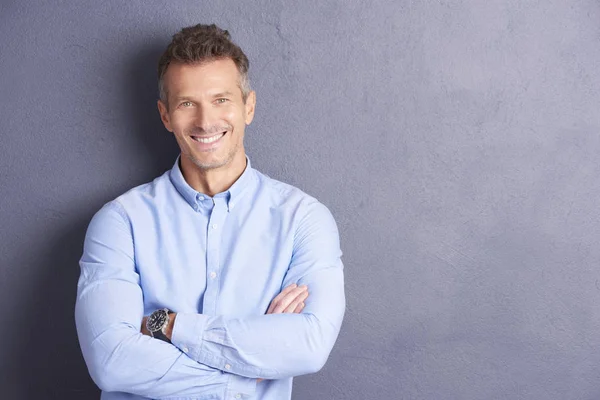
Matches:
[2,0,600,399]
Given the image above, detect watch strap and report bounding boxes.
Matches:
[151,329,170,343]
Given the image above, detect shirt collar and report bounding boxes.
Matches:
[169,155,255,211]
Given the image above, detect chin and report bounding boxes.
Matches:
[189,154,230,170]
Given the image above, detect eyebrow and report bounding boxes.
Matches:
[171,91,236,103]
[212,91,234,98]
[172,96,194,103]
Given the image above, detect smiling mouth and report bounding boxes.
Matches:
[191,132,226,144]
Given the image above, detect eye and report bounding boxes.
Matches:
[215,98,229,104]
[180,101,193,108]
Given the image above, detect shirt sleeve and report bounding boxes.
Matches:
[171,200,346,380]
[75,202,257,399]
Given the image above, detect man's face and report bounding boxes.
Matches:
[158,59,255,171]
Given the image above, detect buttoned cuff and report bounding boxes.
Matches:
[171,313,256,398]
[171,312,209,360]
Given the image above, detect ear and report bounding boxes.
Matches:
[244,91,256,125]
[157,100,173,132]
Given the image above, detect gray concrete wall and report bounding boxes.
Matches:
[2,0,600,398]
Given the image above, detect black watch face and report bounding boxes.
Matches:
[147,310,168,332]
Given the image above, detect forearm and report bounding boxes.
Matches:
[172,313,340,380]
[76,280,256,398]
[170,268,345,379]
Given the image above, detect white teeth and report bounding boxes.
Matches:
[192,133,225,144]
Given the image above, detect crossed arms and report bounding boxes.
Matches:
[75,200,345,399]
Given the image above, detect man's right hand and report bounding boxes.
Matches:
[266,283,309,315]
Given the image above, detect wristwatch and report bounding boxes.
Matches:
[146,308,173,343]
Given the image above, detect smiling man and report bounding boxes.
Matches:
[75,24,345,400]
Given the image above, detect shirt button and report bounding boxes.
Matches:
[209,272,217,279]
[225,364,231,370]
[212,223,218,229]
[235,395,241,399]
[182,346,189,353]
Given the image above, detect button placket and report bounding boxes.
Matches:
[202,197,228,315]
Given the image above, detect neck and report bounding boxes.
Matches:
[179,153,247,197]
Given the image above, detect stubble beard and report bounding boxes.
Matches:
[185,139,240,171]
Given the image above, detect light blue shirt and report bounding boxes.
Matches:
[75,157,345,400]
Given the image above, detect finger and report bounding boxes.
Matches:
[293,302,305,314]
[267,284,297,313]
[267,284,303,314]
[282,290,309,313]
[268,286,305,314]
[272,286,307,313]
[267,284,297,314]
[272,286,308,313]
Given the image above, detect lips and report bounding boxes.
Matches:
[191,131,226,143]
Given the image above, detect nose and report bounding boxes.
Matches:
[194,104,217,131]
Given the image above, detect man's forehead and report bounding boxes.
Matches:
[165,74,244,104]
[166,59,239,76]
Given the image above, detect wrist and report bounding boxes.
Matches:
[146,308,175,343]
[165,313,177,340]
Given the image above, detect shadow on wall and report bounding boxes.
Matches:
[11,41,179,398]
[11,219,97,398]
[123,41,181,176]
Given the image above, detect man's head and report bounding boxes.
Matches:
[157,24,256,172]
[158,24,251,107]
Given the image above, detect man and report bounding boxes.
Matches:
[75,24,345,400]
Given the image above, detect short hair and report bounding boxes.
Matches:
[157,24,251,105]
